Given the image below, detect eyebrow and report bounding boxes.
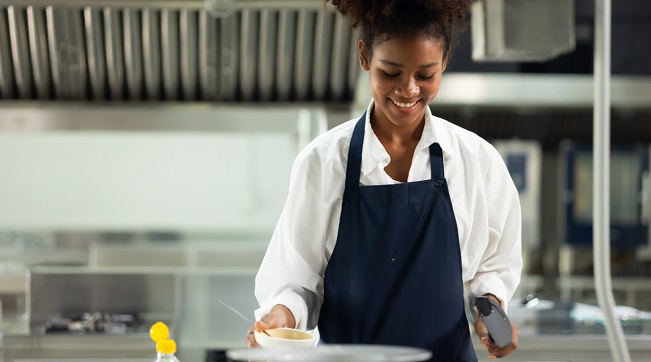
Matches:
[380,60,439,68]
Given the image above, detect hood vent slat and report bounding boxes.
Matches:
[27,6,50,100]
[219,12,238,101]
[239,9,257,101]
[294,9,313,101]
[50,7,87,100]
[198,10,217,101]
[8,5,31,99]
[161,8,179,100]
[84,7,106,100]
[142,8,161,100]
[276,9,295,101]
[124,8,144,100]
[257,9,276,101]
[103,7,125,100]
[0,9,14,98]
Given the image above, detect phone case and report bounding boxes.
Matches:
[474,296,513,348]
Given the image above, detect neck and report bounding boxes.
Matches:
[370,110,425,146]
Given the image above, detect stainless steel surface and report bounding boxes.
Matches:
[0,103,334,133]
[180,9,198,101]
[593,0,631,361]
[439,73,651,109]
[124,8,144,100]
[0,8,15,98]
[0,269,180,361]
[142,8,161,100]
[239,8,257,101]
[27,271,179,330]
[473,335,651,361]
[276,9,295,101]
[47,6,87,100]
[471,0,575,62]
[103,7,125,100]
[26,6,50,100]
[355,73,651,109]
[0,3,355,102]
[2,0,331,8]
[90,242,266,269]
[2,334,154,360]
[161,8,180,100]
[8,5,31,99]
[84,7,106,100]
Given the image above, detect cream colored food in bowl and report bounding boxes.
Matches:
[254,328,317,348]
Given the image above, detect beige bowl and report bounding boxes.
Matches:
[254,328,317,348]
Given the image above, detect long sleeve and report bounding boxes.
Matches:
[464,145,523,312]
[254,144,333,331]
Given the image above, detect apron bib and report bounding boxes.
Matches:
[318,113,477,361]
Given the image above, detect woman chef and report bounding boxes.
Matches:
[247,0,522,360]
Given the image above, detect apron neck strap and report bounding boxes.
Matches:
[429,143,445,180]
[344,112,367,199]
[344,112,446,198]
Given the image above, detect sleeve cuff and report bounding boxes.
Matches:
[467,274,509,314]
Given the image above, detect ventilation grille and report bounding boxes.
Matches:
[0,5,359,102]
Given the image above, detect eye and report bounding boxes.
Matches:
[382,70,399,78]
[418,74,435,80]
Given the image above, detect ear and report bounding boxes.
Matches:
[441,42,451,72]
[358,40,371,71]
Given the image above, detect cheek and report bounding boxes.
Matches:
[369,75,393,94]
[423,79,442,95]
[373,82,392,95]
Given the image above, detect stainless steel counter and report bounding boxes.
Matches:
[475,335,651,361]
[2,334,153,361]
[1,241,650,361]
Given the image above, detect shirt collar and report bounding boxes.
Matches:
[359,100,456,177]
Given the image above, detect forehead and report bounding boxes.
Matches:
[372,36,445,64]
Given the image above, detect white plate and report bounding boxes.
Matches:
[227,344,432,361]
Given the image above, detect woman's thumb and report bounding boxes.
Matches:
[255,319,270,331]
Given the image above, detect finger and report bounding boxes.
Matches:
[258,307,290,330]
[511,322,520,346]
[494,323,519,358]
[473,317,490,348]
[257,311,280,329]
[486,325,519,358]
[255,320,270,331]
[246,328,261,348]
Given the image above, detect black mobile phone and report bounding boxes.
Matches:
[474,296,513,348]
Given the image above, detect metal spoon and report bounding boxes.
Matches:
[219,299,271,337]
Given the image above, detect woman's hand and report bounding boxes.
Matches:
[246,304,296,348]
[474,317,519,359]
[474,294,519,359]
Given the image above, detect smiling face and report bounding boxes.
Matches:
[360,36,447,131]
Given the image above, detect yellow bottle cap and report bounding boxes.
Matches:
[150,322,170,343]
[156,339,177,354]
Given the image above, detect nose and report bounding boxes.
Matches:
[395,77,420,98]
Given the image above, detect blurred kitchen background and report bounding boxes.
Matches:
[0,0,650,361]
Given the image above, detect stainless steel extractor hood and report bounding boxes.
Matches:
[0,0,358,102]
[471,0,576,62]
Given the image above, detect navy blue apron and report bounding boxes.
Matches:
[318,113,477,361]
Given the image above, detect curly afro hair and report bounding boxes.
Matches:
[326,0,472,60]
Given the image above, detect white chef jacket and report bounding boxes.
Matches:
[254,101,523,331]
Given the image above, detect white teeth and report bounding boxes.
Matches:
[392,99,418,108]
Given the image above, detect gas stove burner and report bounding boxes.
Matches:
[42,312,143,335]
